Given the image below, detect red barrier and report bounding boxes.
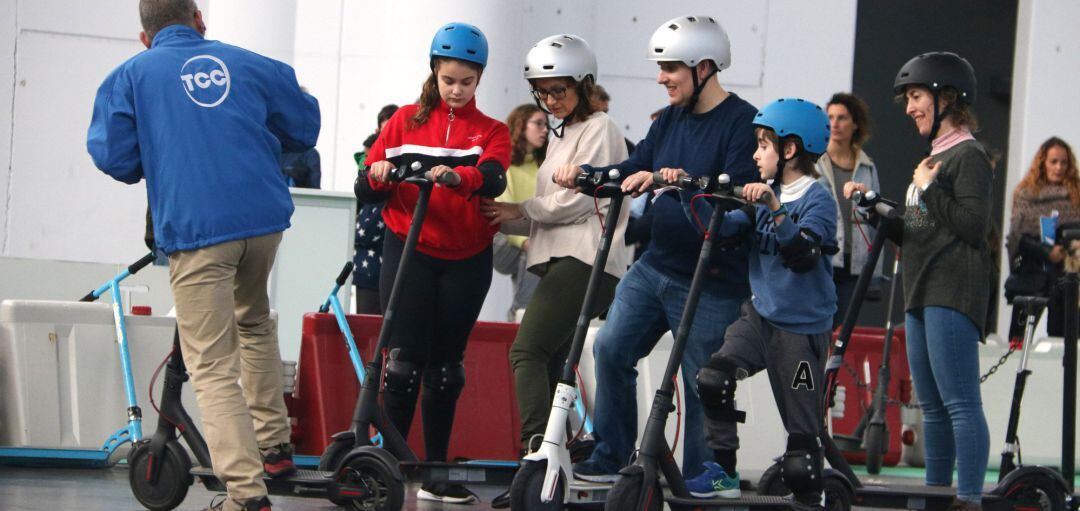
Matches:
[291,313,522,461]
[831,326,912,467]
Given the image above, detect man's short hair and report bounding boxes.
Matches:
[139,0,197,39]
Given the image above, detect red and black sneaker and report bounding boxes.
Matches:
[261,443,298,478]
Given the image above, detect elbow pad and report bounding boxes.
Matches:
[779,229,836,274]
[475,161,507,198]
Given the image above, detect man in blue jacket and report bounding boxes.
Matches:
[86,1,319,510]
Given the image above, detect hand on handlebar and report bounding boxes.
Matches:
[843,181,868,199]
[368,161,395,183]
[621,171,656,197]
[552,164,584,190]
[428,165,459,187]
[742,183,780,209]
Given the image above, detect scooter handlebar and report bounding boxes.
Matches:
[336,262,355,286]
[853,190,899,220]
[128,252,157,275]
[425,170,461,187]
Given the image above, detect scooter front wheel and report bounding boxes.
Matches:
[1003,473,1066,511]
[823,475,853,511]
[319,434,356,506]
[128,440,193,511]
[864,422,885,475]
[338,449,405,511]
[605,471,661,511]
[509,459,564,510]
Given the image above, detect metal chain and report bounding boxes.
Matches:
[979,343,1018,384]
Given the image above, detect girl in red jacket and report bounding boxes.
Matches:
[354,22,511,504]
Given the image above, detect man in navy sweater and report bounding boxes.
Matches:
[554,15,758,482]
[87,1,319,510]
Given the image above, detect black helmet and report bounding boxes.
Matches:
[893,51,976,104]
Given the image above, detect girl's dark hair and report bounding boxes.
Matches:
[530,75,600,126]
[412,57,483,128]
[756,127,820,178]
[506,104,547,166]
[827,92,872,147]
[363,104,400,150]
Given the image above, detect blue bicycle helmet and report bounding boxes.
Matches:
[752,98,830,156]
[430,22,489,69]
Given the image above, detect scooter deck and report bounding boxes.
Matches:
[399,460,519,486]
[667,494,797,510]
[854,484,1013,511]
[566,480,610,507]
[191,466,338,496]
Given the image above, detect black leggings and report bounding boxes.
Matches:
[378,232,492,461]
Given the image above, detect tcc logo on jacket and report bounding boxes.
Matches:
[180,54,230,108]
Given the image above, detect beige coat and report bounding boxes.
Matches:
[502,111,631,279]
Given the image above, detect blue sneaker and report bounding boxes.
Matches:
[686,461,741,498]
[572,458,619,483]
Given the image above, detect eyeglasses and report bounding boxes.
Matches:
[531,86,568,101]
[527,119,549,128]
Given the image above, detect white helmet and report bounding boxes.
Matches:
[524,34,597,82]
[647,15,731,71]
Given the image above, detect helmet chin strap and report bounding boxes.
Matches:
[926,90,954,155]
[685,63,718,114]
[530,96,567,139]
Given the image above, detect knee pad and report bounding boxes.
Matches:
[383,350,420,395]
[422,361,466,399]
[696,358,746,423]
[780,434,823,494]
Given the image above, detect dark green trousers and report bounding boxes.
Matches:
[509,257,618,449]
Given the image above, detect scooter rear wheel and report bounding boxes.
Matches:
[605,471,661,511]
[823,475,853,511]
[128,440,193,511]
[1003,474,1066,511]
[865,422,885,475]
[509,459,564,510]
[338,451,405,511]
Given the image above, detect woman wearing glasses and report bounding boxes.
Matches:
[492,104,549,320]
[481,34,630,492]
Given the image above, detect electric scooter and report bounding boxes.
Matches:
[604,173,834,511]
[758,192,1071,511]
[861,249,902,475]
[0,252,157,468]
[507,168,628,510]
[317,161,522,509]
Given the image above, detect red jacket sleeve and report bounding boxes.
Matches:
[454,120,511,197]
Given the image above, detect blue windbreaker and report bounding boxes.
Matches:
[87,24,320,253]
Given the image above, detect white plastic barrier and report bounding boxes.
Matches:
[578,325,787,473]
[0,299,199,451]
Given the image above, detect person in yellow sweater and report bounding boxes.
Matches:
[493,104,548,320]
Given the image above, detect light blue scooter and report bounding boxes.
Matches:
[0,252,156,467]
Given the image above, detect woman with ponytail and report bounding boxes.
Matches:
[353,21,511,505]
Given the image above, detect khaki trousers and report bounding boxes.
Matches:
[168,232,290,506]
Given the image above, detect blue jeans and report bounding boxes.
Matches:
[588,260,743,477]
[905,307,990,502]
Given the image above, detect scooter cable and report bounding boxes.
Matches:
[148,347,184,431]
[671,373,683,451]
[572,367,590,442]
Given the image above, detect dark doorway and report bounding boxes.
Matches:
[849,0,1018,332]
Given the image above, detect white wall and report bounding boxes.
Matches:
[996,0,1080,337]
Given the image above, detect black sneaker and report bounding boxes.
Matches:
[202,495,272,511]
[491,489,510,508]
[260,443,297,478]
[417,482,478,504]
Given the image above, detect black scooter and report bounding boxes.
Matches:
[759,192,1071,511]
[128,326,396,511]
[316,161,522,509]
[507,169,629,510]
[603,173,843,511]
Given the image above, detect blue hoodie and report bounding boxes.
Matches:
[705,176,838,334]
[87,25,320,253]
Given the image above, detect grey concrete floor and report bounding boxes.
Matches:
[0,466,508,511]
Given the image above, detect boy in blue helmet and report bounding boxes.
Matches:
[685,98,838,510]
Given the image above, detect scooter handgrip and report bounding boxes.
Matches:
[79,291,98,302]
[874,201,899,220]
[430,170,461,187]
[128,252,156,275]
[336,262,354,286]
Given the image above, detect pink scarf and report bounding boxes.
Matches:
[930,127,975,155]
